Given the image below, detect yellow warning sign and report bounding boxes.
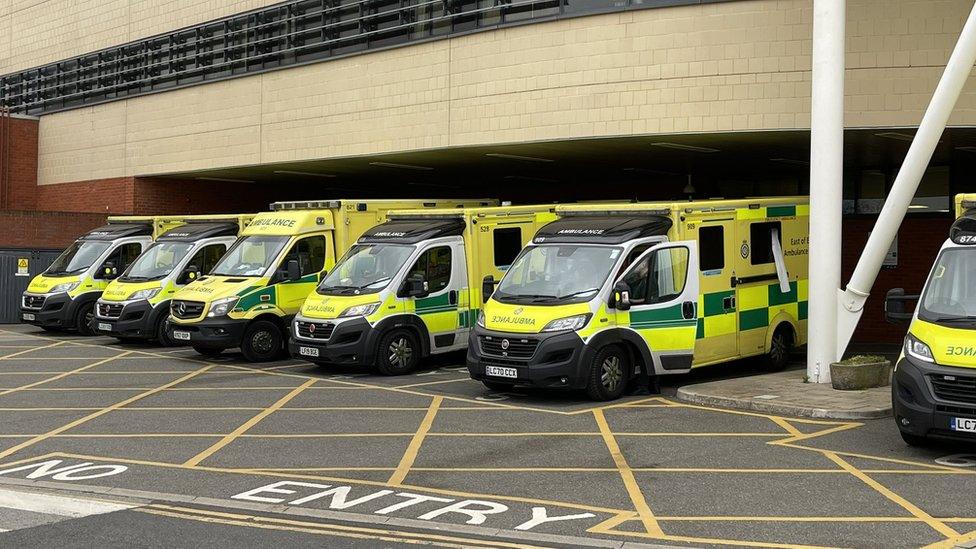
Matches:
[16,258,28,277]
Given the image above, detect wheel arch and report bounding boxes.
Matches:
[585,328,655,379]
[765,313,798,352]
[370,314,432,360]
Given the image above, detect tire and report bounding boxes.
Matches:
[374,329,421,375]
[585,344,630,401]
[193,346,224,357]
[155,314,174,347]
[240,320,284,363]
[762,326,793,371]
[74,301,95,336]
[899,430,929,447]
[482,380,514,392]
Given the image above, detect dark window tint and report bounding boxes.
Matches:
[699,226,725,271]
[107,243,143,271]
[621,256,650,304]
[493,227,522,268]
[188,244,227,275]
[407,246,452,292]
[750,222,782,265]
[282,236,327,276]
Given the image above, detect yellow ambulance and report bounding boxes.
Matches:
[21,217,186,335]
[92,215,254,344]
[468,198,810,400]
[289,205,556,374]
[166,200,491,362]
[887,193,976,445]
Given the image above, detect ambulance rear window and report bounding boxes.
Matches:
[750,221,782,265]
[493,227,522,268]
[699,226,724,272]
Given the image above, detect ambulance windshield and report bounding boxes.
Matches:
[318,244,415,295]
[45,241,112,276]
[919,247,976,326]
[212,236,289,277]
[120,242,194,281]
[494,245,620,304]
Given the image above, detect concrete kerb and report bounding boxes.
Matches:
[0,477,675,549]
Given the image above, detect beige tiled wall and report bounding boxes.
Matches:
[33,0,976,184]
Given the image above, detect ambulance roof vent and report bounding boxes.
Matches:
[270,200,341,211]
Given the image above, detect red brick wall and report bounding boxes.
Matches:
[0,210,107,249]
[0,116,40,211]
[843,216,953,344]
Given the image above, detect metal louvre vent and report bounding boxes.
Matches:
[22,295,45,309]
[171,300,206,320]
[479,335,537,360]
[929,374,976,406]
[296,320,335,340]
[97,303,124,318]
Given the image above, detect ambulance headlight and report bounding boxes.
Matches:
[905,333,934,363]
[127,288,160,301]
[541,313,592,332]
[477,311,485,328]
[339,303,380,318]
[207,297,239,318]
[49,282,80,294]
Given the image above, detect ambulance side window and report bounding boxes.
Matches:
[281,236,326,276]
[407,246,452,293]
[615,244,653,280]
[750,221,782,265]
[699,226,724,272]
[621,257,650,305]
[493,227,522,268]
[106,243,143,271]
[188,244,227,275]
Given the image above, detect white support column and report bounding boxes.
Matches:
[807,0,846,383]
[835,1,976,357]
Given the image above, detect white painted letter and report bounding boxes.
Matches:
[375,492,453,515]
[0,460,92,479]
[51,465,128,481]
[514,507,596,531]
[418,499,509,525]
[290,486,394,508]
[232,481,331,504]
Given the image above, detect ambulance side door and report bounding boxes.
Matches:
[472,220,532,322]
[405,242,462,351]
[688,217,738,363]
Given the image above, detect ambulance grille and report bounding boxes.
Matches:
[22,295,45,309]
[97,303,124,318]
[296,320,335,340]
[929,374,976,405]
[479,336,538,360]
[171,300,205,320]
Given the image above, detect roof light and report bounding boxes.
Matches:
[369,162,434,171]
[270,200,342,211]
[485,153,554,163]
[650,142,719,153]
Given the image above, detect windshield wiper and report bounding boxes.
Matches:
[538,288,601,302]
[934,315,976,323]
[355,277,391,290]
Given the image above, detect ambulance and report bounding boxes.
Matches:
[20,217,187,335]
[887,193,976,445]
[92,215,254,344]
[166,200,492,362]
[468,198,810,400]
[288,205,556,374]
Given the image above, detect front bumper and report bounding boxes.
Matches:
[166,317,247,350]
[466,325,588,389]
[93,299,156,339]
[893,354,976,441]
[287,316,371,365]
[20,292,74,328]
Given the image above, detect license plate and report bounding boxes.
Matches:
[299,346,320,358]
[22,313,35,321]
[172,330,191,341]
[97,322,112,332]
[485,365,518,379]
[951,417,976,433]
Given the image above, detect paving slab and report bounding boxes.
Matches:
[676,368,892,419]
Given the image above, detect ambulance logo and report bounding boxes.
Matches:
[501,339,510,351]
[513,308,523,315]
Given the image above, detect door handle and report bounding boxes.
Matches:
[681,301,696,320]
[449,290,458,305]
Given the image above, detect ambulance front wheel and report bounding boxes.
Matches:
[155,315,174,347]
[585,344,630,401]
[241,320,285,362]
[374,329,421,375]
[75,302,95,336]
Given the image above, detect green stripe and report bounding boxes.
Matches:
[767,205,796,217]
[739,308,768,330]
[798,301,808,320]
[630,303,685,324]
[459,308,479,328]
[417,306,458,315]
[768,281,798,306]
[236,285,260,296]
[703,290,734,316]
[416,293,451,312]
[696,318,705,339]
[238,287,276,310]
[632,320,697,330]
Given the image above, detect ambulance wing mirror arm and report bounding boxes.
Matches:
[400,274,429,298]
[611,281,631,311]
[770,227,790,293]
[98,261,118,280]
[179,264,201,285]
[884,288,919,324]
[482,275,496,302]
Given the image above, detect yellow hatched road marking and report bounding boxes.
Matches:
[183,379,318,467]
[0,351,134,396]
[0,340,66,360]
[389,396,443,485]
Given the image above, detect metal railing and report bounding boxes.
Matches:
[0,0,734,115]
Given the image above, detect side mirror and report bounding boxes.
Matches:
[401,273,429,298]
[611,280,632,311]
[286,259,302,282]
[885,288,919,324]
[482,275,497,302]
[179,264,201,285]
[99,261,118,280]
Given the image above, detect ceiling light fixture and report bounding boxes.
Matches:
[874,132,916,142]
[273,170,337,178]
[769,158,810,166]
[650,142,719,153]
[485,153,554,163]
[196,176,255,183]
[369,162,434,171]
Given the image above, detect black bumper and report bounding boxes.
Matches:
[287,317,371,365]
[93,300,160,339]
[466,325,589,389]
[893,355,976,442]
[166,317,247,350]
[20,293,77,329]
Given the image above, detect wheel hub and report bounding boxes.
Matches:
[252,331,274,354]
[388,338,413,368]
[601,355,622,391]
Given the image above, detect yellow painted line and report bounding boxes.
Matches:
[667,400,850,426]
[0,364,215,460]
[0,407,102,411]
[787,443,976,474]
[655,516,967,523]
[140,504,551,549]
[823,451,958,538]
[771,422,862,444]
[0,340,66,360]
[232,467,398,472]
[239,433,414,438]
[183,379,317,467]
[389,396,443,485]
[0,351,134,396]
[769,416,803,436]
[393,378,472,389]
[593,409,663,537]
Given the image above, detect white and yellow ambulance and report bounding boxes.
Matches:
[93,215,254,344]
[887,193,976,445]
[468,198,810,400]
[166,200,491,362]
[21,217,186,335]
[288,205,556,374]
